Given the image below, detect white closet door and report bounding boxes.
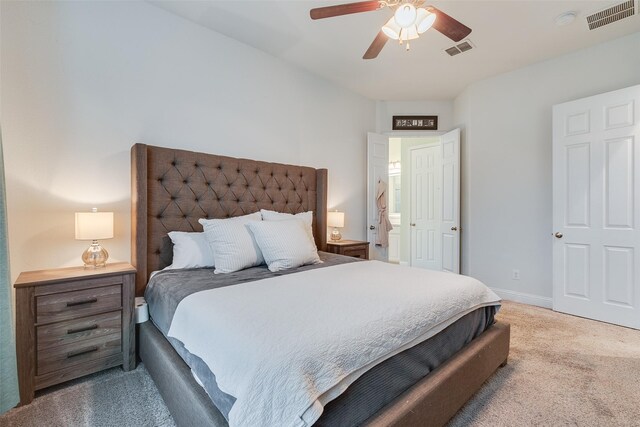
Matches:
[552,85,640,329]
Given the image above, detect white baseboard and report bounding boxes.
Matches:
[490,287,553,309]
[399,261,409,266]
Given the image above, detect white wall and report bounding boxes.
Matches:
[0,1,375,281]
[376,100,453,134]
[453,32,640,306]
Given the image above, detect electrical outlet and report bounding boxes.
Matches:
[512,269,520,280]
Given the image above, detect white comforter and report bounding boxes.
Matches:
[167,261,500,427]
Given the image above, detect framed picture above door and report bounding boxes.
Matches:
[392,116,438,131]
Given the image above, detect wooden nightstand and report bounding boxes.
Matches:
[14,262,136,405]
[326,240,370,260]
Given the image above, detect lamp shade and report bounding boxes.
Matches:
[327,211,345,228]
[75,210,114,240]
[382,16,401,39]
[416,8,436,34]
[394,3,417,28]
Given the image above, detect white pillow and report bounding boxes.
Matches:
[260,209,313,227]
[260,209,315,245]
[164,231,214,270]
[199,212,263,274]
[247,220,322,272]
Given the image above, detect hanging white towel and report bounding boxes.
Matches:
[375,179,393,248]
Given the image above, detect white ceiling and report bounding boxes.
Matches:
[149,0,640,100]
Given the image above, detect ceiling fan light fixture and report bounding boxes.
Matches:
[400,25,419,41]
[394,3,417,28]
[382,16,401,39]
[309,1,471,60]
[416,8,436,33]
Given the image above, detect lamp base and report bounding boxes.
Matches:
[82,240,109,268]
[330,229,342,241]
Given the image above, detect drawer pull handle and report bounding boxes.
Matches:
[67,324,98,335]
[66,297,98,307]
[66,346,98,359]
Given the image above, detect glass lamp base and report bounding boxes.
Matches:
[82,241,109,268]
[330,229,342,241]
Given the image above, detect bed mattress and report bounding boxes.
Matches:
[145,252,498,426]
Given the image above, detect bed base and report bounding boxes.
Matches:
[367,321,510,427]
[139,320,510,427]
[139,321,226,426]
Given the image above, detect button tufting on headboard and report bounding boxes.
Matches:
[131,143,328,296]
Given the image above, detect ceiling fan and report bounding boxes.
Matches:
[310,0,471,59]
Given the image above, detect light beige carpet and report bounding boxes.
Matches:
[1,301,639,426]
[449,301,640,426]
[0,364,174,427]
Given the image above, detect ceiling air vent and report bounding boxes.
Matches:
[445,39,475,57]
[586,0,635,30]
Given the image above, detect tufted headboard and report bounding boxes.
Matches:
[131,143,328,296]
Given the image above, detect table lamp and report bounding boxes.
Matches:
[327,211,345,241]
[75,208,114,268]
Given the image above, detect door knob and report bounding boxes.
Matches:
[555,232,563,239]
[451,226,458,231]
[410,223,416,227]
[369,225,376,230]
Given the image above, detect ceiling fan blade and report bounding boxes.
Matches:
[429,6,472,42]
[363,30,388,60]
[310,1,382,20]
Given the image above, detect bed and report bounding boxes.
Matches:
[131,143,510,427]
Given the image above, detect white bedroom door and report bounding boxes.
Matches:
[409,144,442,270]
[367,132,389,261]
[552,85,640,329]
[408,129,460,273]
[440,129,461,274]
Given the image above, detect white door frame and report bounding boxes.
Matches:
[368,130,456,267]
[368,132,442,260]
[384,131,445,138]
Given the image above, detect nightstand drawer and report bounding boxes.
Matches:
[37,333,122,375]
[37,311,122,351]
[326,240,370,260]
[36,285,122,324]
[342,247,368,258]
